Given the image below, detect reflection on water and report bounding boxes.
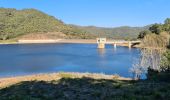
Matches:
[0,44,140,78]
[97,49,106,57]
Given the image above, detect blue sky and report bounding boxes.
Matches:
[0,0,170,27]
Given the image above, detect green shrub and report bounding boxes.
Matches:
[147,68,170,82]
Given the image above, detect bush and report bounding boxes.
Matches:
[147,68,170,82]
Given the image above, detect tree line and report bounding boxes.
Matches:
[73,25,149,40]
[138,18,170,39]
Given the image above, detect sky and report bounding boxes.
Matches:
[0,0,170,27]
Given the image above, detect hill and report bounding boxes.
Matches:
[0,8,149,40]
[72,25,150,40]
[0,8,95,40]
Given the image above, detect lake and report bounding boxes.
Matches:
[0,43,140,78]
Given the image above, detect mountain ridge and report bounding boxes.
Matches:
[70,25,150,39]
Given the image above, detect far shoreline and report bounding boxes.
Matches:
[0,39,141,48]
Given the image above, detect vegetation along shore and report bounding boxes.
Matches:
[0,72,170,100]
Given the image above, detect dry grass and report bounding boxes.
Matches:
[0,39,18,44]
[141,32,170,50]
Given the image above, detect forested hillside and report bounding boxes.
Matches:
[0,8,149,40]
[0,8,95,40]
[72,25,150,40]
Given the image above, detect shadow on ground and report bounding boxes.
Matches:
[0,77,170,100]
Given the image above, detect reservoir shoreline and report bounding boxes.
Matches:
[0,39,140,47]
[0,72,131,88]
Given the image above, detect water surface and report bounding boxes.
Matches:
[0,43,140,78]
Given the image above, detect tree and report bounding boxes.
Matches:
[138,30,152,39]
[140,32,169,72]
[164,18,170,25]
[149,24,163,34]
[163,19,170,32]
